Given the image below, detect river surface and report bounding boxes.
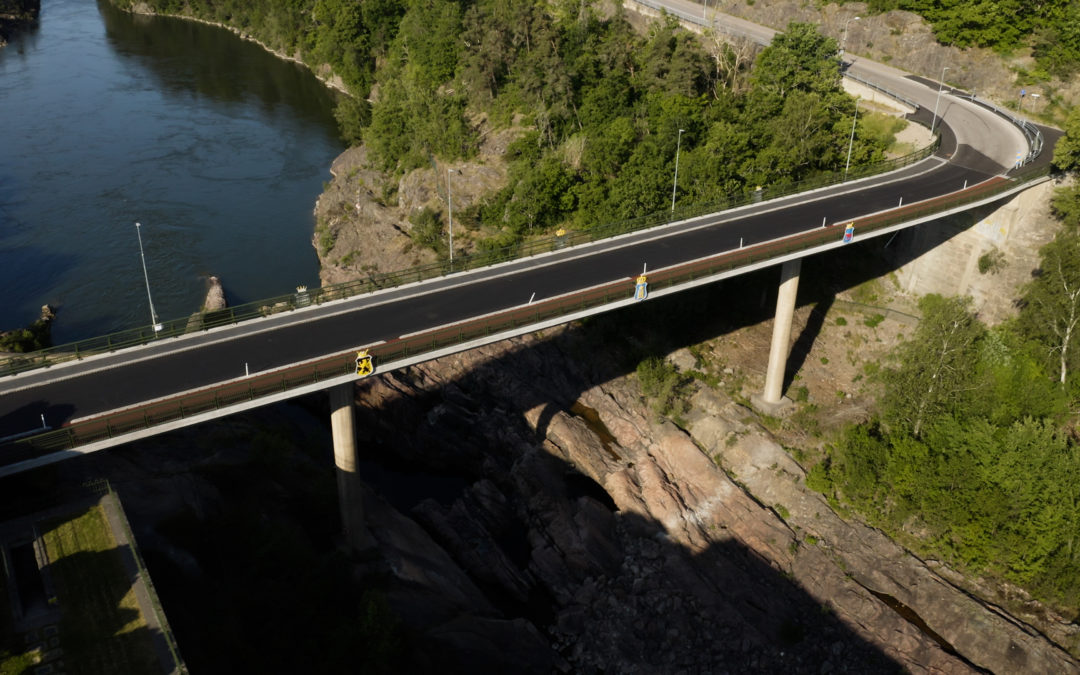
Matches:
[0,0,343,344]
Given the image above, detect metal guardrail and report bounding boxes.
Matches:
[0,142,939,379]
[957,92,1044,166]
[631,0,770,45]
[3,162,1050,461]
[842,70,921,111]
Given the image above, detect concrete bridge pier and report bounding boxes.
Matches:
[753,259,801,415]
[329,383,376,551]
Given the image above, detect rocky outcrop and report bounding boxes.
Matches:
[312,124,526,286]
[185,276,228,331]
[342,324,1079,673]
[0,304,54,354]
[201,276,226,312]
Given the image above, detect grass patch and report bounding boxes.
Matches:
[0,575,37,675]
[40,506,160,675]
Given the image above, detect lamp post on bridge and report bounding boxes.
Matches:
[840,16,859,59]
[671,128,685,214]
[135,222,163,333]
[930,65,950,136]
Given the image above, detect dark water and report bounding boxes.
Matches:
[0,0,344,343]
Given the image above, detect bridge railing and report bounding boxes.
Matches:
[3,162,1050,462]
[952,90,1045,165]
[0,142,940,379]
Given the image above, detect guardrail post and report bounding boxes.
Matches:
[329,383,376,551]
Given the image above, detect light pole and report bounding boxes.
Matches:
[135,222,162,333]
[671,128,685,213]
[447,168,458,267]
[930,65,949,135]
[840,16,859,58]
[844,97,860,180]
[703,0,708,20]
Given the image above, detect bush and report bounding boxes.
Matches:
[636,357,691,419]
[409,207,444,252]
[978,248,1006,274]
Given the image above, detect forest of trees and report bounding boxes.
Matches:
[120,0,900,249]
[809,108,1080,612]
[849,0,1080,77]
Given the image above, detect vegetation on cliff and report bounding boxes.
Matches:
[847,0,1080,77]
[809,114,1080,613]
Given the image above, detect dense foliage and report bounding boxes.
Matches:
[852,0,1080,76]
[810,115,1080,612]
[119,0,895,248]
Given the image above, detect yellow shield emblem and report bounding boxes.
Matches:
[355,350,375,378]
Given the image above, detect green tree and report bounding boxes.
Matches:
[880,294,985,436]
[748,22,842,116]
[1017,230,1080,385]
[1053,107,1080,173]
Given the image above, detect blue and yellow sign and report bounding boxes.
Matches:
[634,274,648,301]
[355,350,375,378]
[843,223,855,243]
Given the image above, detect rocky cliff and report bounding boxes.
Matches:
[334,311,1078,673]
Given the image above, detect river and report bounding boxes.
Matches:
[0,0,343,344]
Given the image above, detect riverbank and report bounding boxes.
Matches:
[0,0,38,47]
[124,1,349,95]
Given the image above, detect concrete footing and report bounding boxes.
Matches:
[329,383,376,551]
[759,259,802,408]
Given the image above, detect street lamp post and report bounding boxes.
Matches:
[930,65,950,135]
[671,128,685,213]
[844,97,860,180]
[135,222,162,333]
[447,168,457,267]
[840,16,860,58]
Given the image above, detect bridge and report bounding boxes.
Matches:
[0,7,1059,495]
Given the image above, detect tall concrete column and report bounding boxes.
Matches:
[761,259,802,404]
[329,383,375,551]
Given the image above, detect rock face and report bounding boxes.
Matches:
[312,124,525,286]
[343,325,1079,673]
[202,276,227,312]
[891,180,1061,325]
